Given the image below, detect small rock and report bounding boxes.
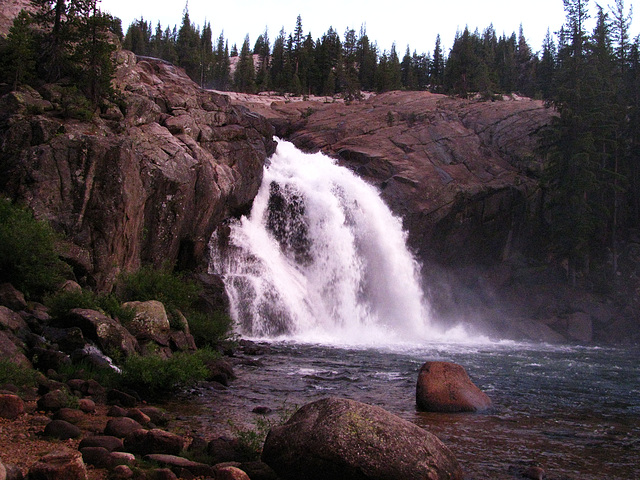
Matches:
[110,452,136,467]
[0,394,24,419]
[0,284,27,311]
[187,435,207,454]
[28,447,87,480]
[78,398,95,413]
[108,405,128,417]
[416,361,492,413]
[79,435,124,452]
[139,407,170,426]
[37,389,71,412]
[239,461,278,480]
[104,417,144,438]
[82,379,105,397]
[110,465,134,480]
[107,389,138,408]
[205,358,235,386]
[252,406,272,415]
[126,408,150,425]
[214,465,251,480]
[44,419,82,440]
[143,454,214,477]
[208,436,254,464]
[66,379,86,392]
[124,428,184,455]
[53,408,85,425]
[80,447,112,469]
[147,468,177,480]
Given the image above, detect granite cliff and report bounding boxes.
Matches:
[0,51,276,290]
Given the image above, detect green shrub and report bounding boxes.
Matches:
[44,289,135,323]
[118,266,201,312]
[119,348,220,396]
[0,198,69,299]
[188,310,233,347]
[118,266,233,343]
[0,360,41,389]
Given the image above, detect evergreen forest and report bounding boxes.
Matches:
[1,0,639,286]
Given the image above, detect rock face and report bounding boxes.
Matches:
[416,361,492,413]
[230,91,552,267]
[261,397,462,480]
[0,51,276,290]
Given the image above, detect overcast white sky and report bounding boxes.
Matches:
[100,0,637,55]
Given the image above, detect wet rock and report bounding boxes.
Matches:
[214,465,251,480]
[104,417,144,438]
[124,428,185,455]
[262,396,462,480]
[28,447,87,480]
[565,312,593,343]
[143,454,214,477]
[416,361,492,413]
[44,419,82,439]
[79,435,124,452]
[61,309,138,358]
[0,394,24,419]
[204,358,236,386]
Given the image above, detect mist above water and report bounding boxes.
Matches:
[210,140,468,345]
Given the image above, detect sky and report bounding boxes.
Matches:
[100,0,638,55]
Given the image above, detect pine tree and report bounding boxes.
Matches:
[1,10,37,89]
[357,26,377,91]
[234,34,256,93]
[176,5,201,81]
[430,34,444,92]
[212,32,230,90]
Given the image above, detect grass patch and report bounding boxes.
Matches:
[0,360,41,389]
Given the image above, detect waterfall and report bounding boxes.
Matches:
[209,140,444,345]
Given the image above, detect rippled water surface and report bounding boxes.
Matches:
[172,341,640,479]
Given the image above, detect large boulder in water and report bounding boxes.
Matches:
[261,397,462,480]
[416,361,491,413]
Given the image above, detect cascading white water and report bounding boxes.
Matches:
[209,140,451,345]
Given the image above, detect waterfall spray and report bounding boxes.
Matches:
[210,140,438,344]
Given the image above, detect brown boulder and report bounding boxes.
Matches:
[0,330,30,368]
[124,428,185,455]
[214,465,251,480]
[122,300,170,344]
[79,435,124,452]
[28,447,87,480]
[416,361,492,413]
[262,396,462,480]
[0,305,27,330]
[104,417,144,438]
[43,419,82,439]
[37,389,71,412]
[0,394,24,419]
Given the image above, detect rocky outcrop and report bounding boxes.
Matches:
[229,91,552,267]
[0,51,276,290]
[416,361,492,413]
[261,396,462,480]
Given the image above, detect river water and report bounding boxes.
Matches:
[176,340,640,480]
[200,140,640,479]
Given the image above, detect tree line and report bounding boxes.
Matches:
[1,0,639,286]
